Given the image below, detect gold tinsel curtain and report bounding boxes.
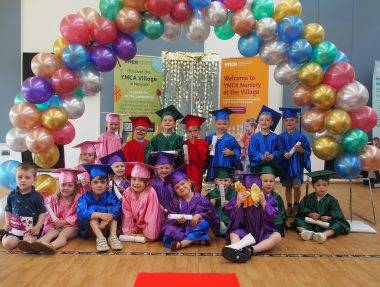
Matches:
[161,51,219,137]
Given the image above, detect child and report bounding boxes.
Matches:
[99,150,129,199]
[221,172,282,263]
[278,107,311,218]
[295,170,350,243]
[77,164,122,252]
[181,114,209,192]
[97,113,123,159]
[30,168,83,254]
[248,106,282,166]
[252,161,286,237]
[162,168,220,251]
[2,163,46,252]
[241,118,257,172]
[145,105,184,167]
[150,152,175,214]
[121,162,164,241]
[123,116,152,176]
[205,108,242,181]
[206,167,236,235]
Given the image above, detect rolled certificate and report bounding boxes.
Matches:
[288,141,302,157]
[119,235,146,243]
[305,217,330,228]
[183,144,189,164]
[210,135,218,156]
[45,203,58,221]
[167,214,193,220]
[219,184,225,205]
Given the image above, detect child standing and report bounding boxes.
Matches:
[205,108,242,181]
[30,168,83,254]
[295,170,350,243]
[181,114,209,192]
[241,118,257,172]
[2,163,46,253]
[97,113,123,159]
[77,164,122,252]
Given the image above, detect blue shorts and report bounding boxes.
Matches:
[281,177,302,188]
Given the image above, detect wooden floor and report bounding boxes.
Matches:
[0,183,379,287]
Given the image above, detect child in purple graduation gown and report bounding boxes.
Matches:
[221,173,282,263]
[162,168,220,251]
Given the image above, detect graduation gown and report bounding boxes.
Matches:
[123,139,149,176]
[96,132,123,159]
[110,178,129,197]
[150,177,174,211]
[184,138,209,192]
[206,186,236,224]
[77,190,121,238]
[279,131,311,182]
[144,133,184,166]
[295,192,350,235]
[270,191,286,237]
[248,132,281,166]
[205,133,242,181]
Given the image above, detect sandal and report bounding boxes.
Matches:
[18,240,38,254]
[108,235,123,251]
[96,237,110,252]
[221,246,251,263]
[30,241,56,255]
[171,240,182,251]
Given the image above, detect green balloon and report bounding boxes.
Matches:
[214,12,235,40]
[252,0,274,20]
[74,88,86,99]
[311,41,338,66]
[99,0,123,21]
[342,128,368,153]
[142,14,164,40]
[14,93,26,104]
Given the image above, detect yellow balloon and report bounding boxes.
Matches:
[34,174,58,196]
[302,23,325,46]
[311,84,336,110]
[312,135,342,161]
[325,109,352,135]
[298,63,324,88]
[42,108,68,131]
[274,0,302,22]
[34,144,60,168]
[53,37,68,59]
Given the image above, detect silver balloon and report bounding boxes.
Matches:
[274,61,299,85]
[260,39,287,65]
[205,1,228,27]
[78,67,103,96]
[6,128,28,152]
[256,17,278,41]
[62,95,85,119]
[161,16,181,42]
[186,12,210,43]
[313,130,343,143]
[336,80,369,112]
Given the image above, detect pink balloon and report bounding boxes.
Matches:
[60,14,90,46]
[50,121,76,145]
[323,62,355,91]
[224,0,246,11]
[51,68,79,95]
[90,16,118,45]
[349,106,378,132]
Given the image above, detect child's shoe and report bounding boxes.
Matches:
[312,232,327,243]
[30,241,56,255]
[96,237,110,252]
[300,230,314,241]
[108,235,123,250]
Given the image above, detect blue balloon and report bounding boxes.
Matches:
[334,50,349,64]
[238,33,261,57]
[334,153,362,179]
[0,160,21,190]
[35,94,62,111]
[130,29,145,43]
[278,16,303,43]
[188,0,211,9]
[62,44,90,71]
[288,39,312,64]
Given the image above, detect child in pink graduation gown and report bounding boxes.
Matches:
[121,162,164,241]
[30,169,83,254]
[97,113,123,159]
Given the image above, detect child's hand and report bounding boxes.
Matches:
[266,153,273,160]
[210,199,216,206]
[208,144,213,151]
[320,216,332,222]
[53,220,66,229]
[223,148,234,157]
[309,213,320,220]
[4,222,11,232]
[29,225,41,236]
[295,145,304,153]
[259,193,266,208]
[237,192,249,206]
[191,214,202,226]
[177,217,186,224]
[284,152,291,159]
[101,213,113,222]
[222,200,229,207]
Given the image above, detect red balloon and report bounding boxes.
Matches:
[51,68,79,95]
[224,0,246,11]
[147,0,174,16]
[60,14,90,46]
[322,62,355,91]
[50,121,76,145]
[349,106,378,132]
[90,16,118,45]
[170,0,192,23]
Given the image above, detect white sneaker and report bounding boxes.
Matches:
[313,232,327,243]
[300,230,314,241]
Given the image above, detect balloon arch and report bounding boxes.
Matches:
[4,0,380,181]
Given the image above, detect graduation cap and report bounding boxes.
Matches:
[129,116,152,129]
[156,105,183,121]
[99,150,125,166]
[164,165,188,187]
[72,141,102,154]
[215,167,234,179]
[126,162,154,179]
[209,108,234,121]
[239,173,262,189]
[82,164,114,180]
[105,113,121,124]
[305,170,335,183]
[152,151,176,166]
[52,168,84,185]
[279,107,302,119]
[181,114,206,129]
[257,105,282,131]
[251,160,281,178]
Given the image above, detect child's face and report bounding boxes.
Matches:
[80,152,96,164]
[131,177,147,193]
[91,177,108,195]
[134,126,147,140]
[313,179,329,197]
[215,119,228,134]
[161,115,175,131]
[284,117,297,131]
[187,125,200,138]
[259,114,273,130]
[260,174,275,194]
[16,169,35,191]
[112,162,125,177]
[174,179,192,197]
[155,164,173,179]
[60,182,76,198]
[215,178,232,189]
[107,122,120,133]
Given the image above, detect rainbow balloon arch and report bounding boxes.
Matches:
[3,0,380,185]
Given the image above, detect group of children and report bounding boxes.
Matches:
[1,104,350,263]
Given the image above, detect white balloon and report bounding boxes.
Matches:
[6,128,28,152]
[62,95,85,119]
[336,81,369,112]
[260,39,287,65]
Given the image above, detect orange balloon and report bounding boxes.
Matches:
[31,53,62,79]
[298,62,324,88]
[311,84,336,110]
[123,0,147,12]
[312,135,342,161]
[34,174,58,196]
[41,108,68,131]
[26,127,54,153]
[77,7,100,24]
[9,103,42,130]
[232,9,256,36]
[34,144,60,169]
[301,108,327,133]
[53,37,68,58]
[292,83,312,106]
[360,145,380,171]
[116,7,142,34]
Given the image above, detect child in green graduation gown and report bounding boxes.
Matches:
[206,167,236,235]
[295,170,350,243]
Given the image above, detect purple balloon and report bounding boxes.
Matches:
[21,76,54,104]
[89,46,118,72]
[112,33,137,61]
